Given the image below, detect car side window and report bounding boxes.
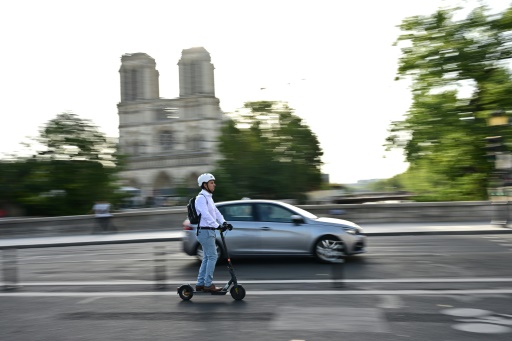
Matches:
[218,204,253,221]
[258,204,294,223]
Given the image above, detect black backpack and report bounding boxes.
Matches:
[187,193,206,226]
[187,197,200,225]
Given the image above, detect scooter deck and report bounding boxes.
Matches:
[192,290,228,296]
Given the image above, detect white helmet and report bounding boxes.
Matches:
[197,173,215,187]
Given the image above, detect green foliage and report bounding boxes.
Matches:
[214,101,323,202]
[0,112,125,216]
[19,160,120,216]
[36,112,118,163]
[387,4,512,201]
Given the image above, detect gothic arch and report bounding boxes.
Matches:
[153,171,173,196]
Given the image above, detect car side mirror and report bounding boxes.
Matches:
[291,215,304,225]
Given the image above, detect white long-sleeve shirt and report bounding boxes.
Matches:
[195,189,225,227]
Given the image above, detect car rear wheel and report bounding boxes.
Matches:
[196,243,223,262]
[314,236,345,263]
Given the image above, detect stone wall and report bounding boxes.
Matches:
[0,201,501,238]
[303,201,497,224]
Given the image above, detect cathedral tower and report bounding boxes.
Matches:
[178,47,215,97]
[119,53,159,102]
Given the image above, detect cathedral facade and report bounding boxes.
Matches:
[117,47,225,201]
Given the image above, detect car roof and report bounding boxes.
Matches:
[217,199,285,205]
[215,199,319,220]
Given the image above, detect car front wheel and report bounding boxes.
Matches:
[314,236,345,263]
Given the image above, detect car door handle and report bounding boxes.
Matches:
[261,226,271,230]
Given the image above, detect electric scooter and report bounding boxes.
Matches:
[177,225,246,301]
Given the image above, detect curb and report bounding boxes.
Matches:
[0,236,183,250]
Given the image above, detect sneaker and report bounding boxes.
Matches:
[203,284,222,292]
[196,285,204,291]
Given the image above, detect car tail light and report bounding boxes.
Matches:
[183,220,194,231]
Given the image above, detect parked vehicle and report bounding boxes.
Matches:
[182,199,366,263]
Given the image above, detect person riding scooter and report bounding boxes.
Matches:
[194,173,233,292]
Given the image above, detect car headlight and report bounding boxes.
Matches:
[343,227,357,235]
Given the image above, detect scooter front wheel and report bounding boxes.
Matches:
[230,285,246,301]
[177,284,194,301]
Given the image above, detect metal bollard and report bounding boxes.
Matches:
[491,200,508,226]
[507,200,511,228]
[330,241,345,289]
[153,246,167,290]
[2,248,19,291]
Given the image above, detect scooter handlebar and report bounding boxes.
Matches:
[218,223,234,232]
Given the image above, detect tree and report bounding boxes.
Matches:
[386,4,512,201]
[214,101,323,202]
[0,112,125,216]
[36,112,117,163]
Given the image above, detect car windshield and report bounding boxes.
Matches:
[277,201,318,219]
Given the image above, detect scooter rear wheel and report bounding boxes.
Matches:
[230,285,246,300]
[177,285,194,301]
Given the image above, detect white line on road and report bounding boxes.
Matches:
[77,296,101,304]
[3,277,512,286]
[2,289,512,297]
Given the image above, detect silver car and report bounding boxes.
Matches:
[182,199,366,263]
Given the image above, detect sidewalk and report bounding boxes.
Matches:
[0,231,183,249]
[1,222,512,249]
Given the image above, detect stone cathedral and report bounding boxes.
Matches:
[117,47,225,201]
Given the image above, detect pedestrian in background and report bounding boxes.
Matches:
[91,200,115,233]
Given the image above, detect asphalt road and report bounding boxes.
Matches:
[2,234,512,340]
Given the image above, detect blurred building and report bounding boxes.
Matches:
[117,47,225,202]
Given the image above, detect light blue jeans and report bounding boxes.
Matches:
[196,229,218,287]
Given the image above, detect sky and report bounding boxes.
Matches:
[1,0,511,184]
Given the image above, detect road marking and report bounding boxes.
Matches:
[362,253,445,257]
[441,308,491,317]
[452,323,511,334]
[77,297,101,304]
[377,295,404,309]
[441,308,512,334]
[3,289,512,297]
[3,277,512,286]
[270,307,389,333]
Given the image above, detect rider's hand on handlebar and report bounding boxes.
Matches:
[222,222,233,231]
